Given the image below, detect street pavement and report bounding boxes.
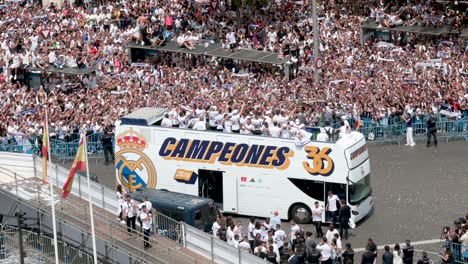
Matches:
[71,140,468,261]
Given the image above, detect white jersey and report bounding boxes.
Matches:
[140,211,152,230]
[122,201,136,218]
[231,114,241,131]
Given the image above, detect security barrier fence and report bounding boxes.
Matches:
[0,224,97,264]
[2,115,467,160]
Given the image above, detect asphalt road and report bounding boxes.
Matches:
[74,140,468,259]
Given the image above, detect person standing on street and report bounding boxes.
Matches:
[342,243,355,264]
[416,251,430,264]
[361,249,376,264]
[426,114,437,147]
[325,224,339,244]
[382,245,394,264]
[312,201,324,238]
[338,199,351,240]
[326,191,340,224]
[317,237,333,264]
[366,238,378,262]
[140,205,152,249]
[394,243,403,264]
[404,114,415,147]
[402,240,414,264]
[270,211,281,231]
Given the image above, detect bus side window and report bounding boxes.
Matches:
[288,179,324,201]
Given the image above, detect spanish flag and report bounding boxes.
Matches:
[62,135,87,199]
[42,118,48,184]
[355,119,362,130]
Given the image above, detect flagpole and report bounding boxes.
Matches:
[44,93,60,264]
[84,134,98,263]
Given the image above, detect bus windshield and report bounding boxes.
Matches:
[349,174,372,205]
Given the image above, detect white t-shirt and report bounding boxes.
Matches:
[274,229,286,248]
[325,229,339,244]
[241,123,254,135]
[239,241,251,252]
[312,205,324,222]
[290,224,300,241]
[193,120,206,131]
[161,118,172,127]
[122,201,136,218]
[212,221,220,237]
[140,211,152,230]
[269,126,281,137]
[231,114,241,131]
[317,243,332,261]
[138,201,153,212]
[327,194,340,211]
[248,222,255,240]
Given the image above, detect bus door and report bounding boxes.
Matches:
[198,169,237,213]
[324,182,347,221]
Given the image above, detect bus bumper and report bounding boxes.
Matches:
[350,195,373,223]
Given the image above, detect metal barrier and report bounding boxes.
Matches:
[1,224,97,264]
[184,224,268,264]
[1,116,467,158]
[444,242,468,264]
[0,165,186,264]
[0,232,55,264]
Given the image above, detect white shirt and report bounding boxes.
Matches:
[290,224,300,241]
[140,211,152,230]
[239,241,251,252]
[269,126,281,137]
[212,221,220,237]
[248,222,255,240]
[312,205,324,222]
[139,201,153,212]
[327,194,340,211]
[325,229,339,243]
[274,229,286,248]
[231,114,241,131]
[317,243,332,261]
[193,120,206,131]
[122,200,136,218]
[161,117,172,127]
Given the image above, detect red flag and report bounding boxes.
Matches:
[355,119,362,130]
[62,136,87,199]
[42,117,48,184]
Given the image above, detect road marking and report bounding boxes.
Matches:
[354,239,442,252]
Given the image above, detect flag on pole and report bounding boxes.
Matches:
[355,119,362,130]
[62,135,87,199]
[42,117,49,184]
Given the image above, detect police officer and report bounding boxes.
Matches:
[402,240,414,264]
[416,251,430,264]
[426,114,437,147]
[305,242,321,264]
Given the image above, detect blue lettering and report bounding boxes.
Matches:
[272,147,289,167]
[244,145,265,165]
[170,139,189,158]
[231,144,249,163]
[259,146,276,166]
[204,141,223,161]
[186,140,210,160]
[159,137,177,157]
[219,142,236,162]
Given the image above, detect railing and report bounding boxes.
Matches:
[0,232,55,264]
[1,224,97,264]
[444,242,468,264]
[184,224,267,264]
[0,166,174,264]
[1,115,467,158]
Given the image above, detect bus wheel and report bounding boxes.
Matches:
[291,204,311,224]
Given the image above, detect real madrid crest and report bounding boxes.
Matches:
[115,128,157,191]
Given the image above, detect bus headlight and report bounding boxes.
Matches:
[352,210,359,215]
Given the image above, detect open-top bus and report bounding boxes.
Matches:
[115,107,373,224]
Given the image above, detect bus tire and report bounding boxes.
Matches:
[290,204,312,224]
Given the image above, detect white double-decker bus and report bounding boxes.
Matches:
[115,108,373,223]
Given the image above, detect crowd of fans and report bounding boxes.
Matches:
[209,212,468,263]
[0,0,467,145]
